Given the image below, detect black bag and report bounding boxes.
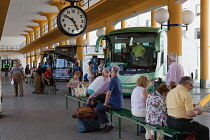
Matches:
[77,118,101,133]
[93,94,106,103]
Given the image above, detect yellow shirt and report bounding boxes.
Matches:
[166,85,193,119]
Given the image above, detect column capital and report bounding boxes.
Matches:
[40,12,58,20]
[25,30,34,35]
[33,20,48,26]
[50,1,69,11]
[21,34,29,38]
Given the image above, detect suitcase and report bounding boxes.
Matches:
[76,106,96,118]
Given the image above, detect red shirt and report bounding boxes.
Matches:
[44,71,51,78]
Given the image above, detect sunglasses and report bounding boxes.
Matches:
[189,83,194,89]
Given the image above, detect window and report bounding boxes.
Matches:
[146,20,150,26]
[195,28,200,39]
[196,4,200,16]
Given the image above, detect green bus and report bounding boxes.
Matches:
[95,27,169,96]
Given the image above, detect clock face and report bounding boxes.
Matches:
[57,6,88,36]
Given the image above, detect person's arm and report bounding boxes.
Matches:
[169,81,175,88]
[141,49,146,57]
[10,72,13,81]
[66,84,77,88]
[186,109,203,117]
[185,94,202,117]
[41,73,49,81]
[21,72,25,80]
[142,89,148,103]
[104,90,111,107]
[89,66,96,74]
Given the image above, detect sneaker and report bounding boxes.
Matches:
[102,124,114,132]
[20,95,24,97]
[72,114,78,118]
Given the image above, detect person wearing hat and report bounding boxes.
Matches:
[34,65,51,94]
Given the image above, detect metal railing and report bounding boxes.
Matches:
[1,0,100,51]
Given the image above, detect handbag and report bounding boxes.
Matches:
[77,118,101,133]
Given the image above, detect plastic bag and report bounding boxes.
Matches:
[75,84,87,97]
[11,79,14,85]
[88,76,104,95]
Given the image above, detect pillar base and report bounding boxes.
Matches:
[200,79,210,88]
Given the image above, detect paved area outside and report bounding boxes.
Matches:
[0,73,210,140]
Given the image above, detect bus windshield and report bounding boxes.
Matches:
[55,59,68,69]
[108,32,158,73]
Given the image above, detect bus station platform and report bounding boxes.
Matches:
[0,73,210,140]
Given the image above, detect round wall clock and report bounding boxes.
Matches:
[57,6,88,36]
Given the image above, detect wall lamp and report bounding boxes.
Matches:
[154,8,194,31]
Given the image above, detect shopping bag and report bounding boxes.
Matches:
[75,84,87,97]
[77,118,101,133]
[11,79,14,85]
[88,76,104,95]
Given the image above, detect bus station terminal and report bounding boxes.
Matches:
[0,0,210,140]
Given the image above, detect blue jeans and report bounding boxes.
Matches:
[95,103,115,124]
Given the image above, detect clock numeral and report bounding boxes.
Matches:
[64,24,66,27]
[68,27,70,31]
[77,11,80,15]
[67,11,70,14]
[80,15,83,18]
[62,19,65,22]
[80,24,82,28]
[72,9,75,13]
[81,20,84,23]
[72,29,74,33]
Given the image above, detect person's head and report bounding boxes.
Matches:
[156,83,171,97]
[100,60,104,64]
[88,61,93,66]
[167,53,177,65]
[32,66,35,69]
[179,76,194,91]
[75,62,79,66]
[39,63,41,66]
[74,70,81,77]
[136,75,150,88]
[14,61,19,67]
[27,64,29,67]
[102,69,110,78]
[111,65,119,77]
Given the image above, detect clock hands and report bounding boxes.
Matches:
[64,15,79,30]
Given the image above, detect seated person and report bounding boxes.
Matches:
[166,76,209,140]
[145,83,170,140]
[131,75,150,117]
[132,43,146,58]
[95,65,123,132]
[43,70,55,85]
[86,69,110,108]
[66,70,82,96]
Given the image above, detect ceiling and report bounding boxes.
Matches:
[2,0,58,37]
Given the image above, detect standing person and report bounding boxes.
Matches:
[42,62,47,68]
[34,66,51,94]
[38,63,42,69]
[166,76,209,140]
[145,83,170,140]
[67,63,72,79]
[24,64,30,83]
[10,61,25,97]
[72,62,83,81]
[166,53,184,89]
[98,60,105,76]
[5,64,9,77]
[131,75,150,117]
[95,65,123,132]
[87,61,97,84]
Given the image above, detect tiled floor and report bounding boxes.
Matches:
[0,74,210,140]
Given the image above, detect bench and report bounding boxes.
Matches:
[65,95,196,140]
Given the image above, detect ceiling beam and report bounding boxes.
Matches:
[0,0,10,40]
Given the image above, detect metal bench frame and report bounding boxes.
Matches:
[65,95,195,140]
